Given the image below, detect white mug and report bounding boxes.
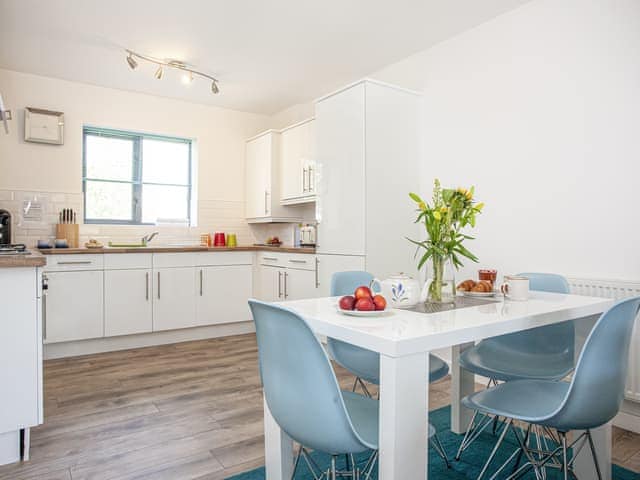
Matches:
[500,275,530,301]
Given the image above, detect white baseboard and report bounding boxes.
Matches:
[614,410,640,434]
[44,321,256,359]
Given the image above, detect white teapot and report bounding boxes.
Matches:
[371,273,422,309]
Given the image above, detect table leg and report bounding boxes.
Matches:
[451,342,475,434]
[379,352,429,479]
[264,394,294,480]
[574,422,612,480]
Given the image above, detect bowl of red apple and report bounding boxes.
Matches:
[336,286,389,316]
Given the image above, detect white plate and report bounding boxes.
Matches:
[461,290,496,298]
[336,306,391,317]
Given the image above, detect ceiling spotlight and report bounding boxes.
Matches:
[126,53,138,70]
[181,71,194,85]
[125,49,219,93]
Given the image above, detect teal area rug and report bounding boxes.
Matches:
[228,406,639,479]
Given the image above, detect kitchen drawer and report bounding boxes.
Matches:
[152,252,197,268]
[43,254,104,271]
[257,252,286,266]
[196,251,253,267]
[282,253,316,271]
[104,253,153,270]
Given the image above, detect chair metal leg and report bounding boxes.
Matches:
[456,410,496,461]
[587,430,604,480]
[361,450,378,480]
[331,456,337,480]
[477,418,513,480]
[291,446,303,480]
[430,433,451,468]
[562,433,569,480]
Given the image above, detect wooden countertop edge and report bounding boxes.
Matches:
[0,250,47,268]
[36,245,316,255]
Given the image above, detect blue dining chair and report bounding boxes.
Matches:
[326,271,451,466]
[250,299,378,479]
[456,272,573,460]
[462,296,640,480]
[250,299,448,478]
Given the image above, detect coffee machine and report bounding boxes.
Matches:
[0,209,11,245]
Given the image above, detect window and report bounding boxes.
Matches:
[83,127,193,225]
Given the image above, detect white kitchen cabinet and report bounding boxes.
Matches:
[257,265,285,302]
[315,254,366,297]
[44,270,104,343]
[104,269,152,336]
[196,265,252,326]
[0,267,42,465]
[245,130,301,223]
[152,267,196,331]
[315,80,421,278]
[315,83,366,256]
[280,118,316,205]
[283,268,317,300]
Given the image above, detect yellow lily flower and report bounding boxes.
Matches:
[433,211,442,221]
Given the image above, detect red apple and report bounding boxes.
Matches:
[373,295,387,311]
[354,285,373,301]
[355,298,375,311]
[339,295,356,310]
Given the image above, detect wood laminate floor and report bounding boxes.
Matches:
[0,334,639,479]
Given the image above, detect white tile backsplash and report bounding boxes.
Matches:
[0,189,260,248]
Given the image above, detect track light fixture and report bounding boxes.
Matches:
[125,49,220,94]
[126,53,138,70]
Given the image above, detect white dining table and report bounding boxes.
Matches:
[265,291,614,480]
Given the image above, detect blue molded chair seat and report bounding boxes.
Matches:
[459,339,573,382]
[329,338,449,385]
[462,379,570,428]
[341,390,379,447]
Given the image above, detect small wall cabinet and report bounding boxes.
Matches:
[280,118,316,205]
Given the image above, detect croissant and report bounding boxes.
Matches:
[471,280,493,292]
[457,279,476,291]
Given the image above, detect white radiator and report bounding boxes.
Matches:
[568,277,640,402]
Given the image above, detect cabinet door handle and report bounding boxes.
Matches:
[302,167,308,192]
[145,272,149,300]
[284,272,289,298]
[199,269,203,296]
[289,259,307,264]
[308,167,314,192]
[277,270,282,298]
[157,272,161,299]
[262,257,278,261]
[315,257,320,288]
[57,260,92,265]
[264,190,269,215]
[42,292,47,340]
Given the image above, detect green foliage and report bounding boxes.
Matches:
[408,179,484,270]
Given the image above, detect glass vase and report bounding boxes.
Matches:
[426,255,456,304]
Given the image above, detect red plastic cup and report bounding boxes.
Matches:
[213,232,226,247]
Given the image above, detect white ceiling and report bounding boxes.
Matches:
[0,0,531,115]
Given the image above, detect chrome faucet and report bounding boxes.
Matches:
[141,232,159,245]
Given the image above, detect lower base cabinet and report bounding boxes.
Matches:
[196,265,252,325]
[104,269,152,336]
[152,267,197,331]
[44,270,104,343]
[284,268,317,300]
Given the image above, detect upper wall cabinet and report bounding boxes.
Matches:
[245,130,302,223]
[280,118,316,205]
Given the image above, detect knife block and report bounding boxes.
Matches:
[56,224,79,248]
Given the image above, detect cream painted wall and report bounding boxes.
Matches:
[0,68,270,245]
[369,0,640,282]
